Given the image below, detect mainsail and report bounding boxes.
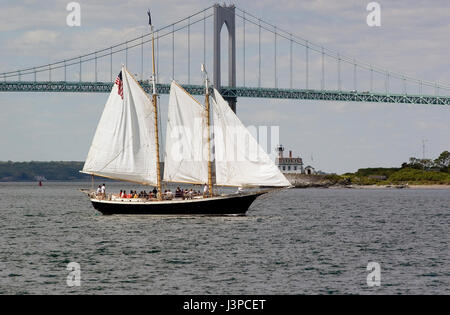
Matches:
[212,89,291,187]
[163,81,209,184]
[81,66,158,185]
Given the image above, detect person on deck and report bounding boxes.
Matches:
[175,187,182,198]
[203,183,209,198]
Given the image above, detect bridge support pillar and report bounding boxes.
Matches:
[213,4,237,112]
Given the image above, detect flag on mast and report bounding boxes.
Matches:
[147,9,152,26]
[115,71,123,99]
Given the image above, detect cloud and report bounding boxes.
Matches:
[10,30,61,50]
[0,4,65,32]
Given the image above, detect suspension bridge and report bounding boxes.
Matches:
[1,4,450,109]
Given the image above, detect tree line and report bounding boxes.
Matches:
[0,161,89,181]
[402,151,450,173]
[334,150,450,185]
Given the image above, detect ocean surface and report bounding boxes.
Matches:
[0,181,448,295]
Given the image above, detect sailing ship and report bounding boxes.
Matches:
[80,16,290,215]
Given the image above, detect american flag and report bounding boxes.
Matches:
[115,71,123,99]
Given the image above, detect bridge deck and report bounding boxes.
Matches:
[1,81,449,105]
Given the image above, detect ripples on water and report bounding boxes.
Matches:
[0,182,448,294]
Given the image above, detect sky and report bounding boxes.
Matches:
[1,0,450,174]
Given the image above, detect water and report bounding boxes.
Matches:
[0,182,448,295]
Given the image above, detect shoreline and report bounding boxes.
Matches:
[1,181,449,190]
[328,184,450,190]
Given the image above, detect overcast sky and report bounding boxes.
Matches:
[1,0,450,174]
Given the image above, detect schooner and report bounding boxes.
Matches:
[80,12,290,215]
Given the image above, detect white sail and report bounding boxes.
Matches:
[163,81,209,184]
[81,66,158,185]
[212,89,291,187]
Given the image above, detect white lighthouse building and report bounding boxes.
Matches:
[275,145,305,174]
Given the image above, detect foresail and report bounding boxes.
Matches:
[81,66,158,185]
[212,89,291,187]
[163,81,209,184]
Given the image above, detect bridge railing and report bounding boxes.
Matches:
[2,80,450,105]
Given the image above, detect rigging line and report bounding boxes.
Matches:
[141,35,144,81]
[172,24,175,80]
[157,30,159,84]
[203,11,206,69]
[158,94,163,167]
[243,11,246,87]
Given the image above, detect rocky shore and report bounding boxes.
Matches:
[284,174,338,188]
[284,174,450,189]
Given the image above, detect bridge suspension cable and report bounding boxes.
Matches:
[1,4,450,104]
[0,6,215,83]
[232,6,450,93]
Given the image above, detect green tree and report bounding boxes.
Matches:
[434,150,450,172]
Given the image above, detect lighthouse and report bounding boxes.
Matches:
[275,145,305,174]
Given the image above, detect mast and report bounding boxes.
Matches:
[202,64,213,197]
[149,10,162,199]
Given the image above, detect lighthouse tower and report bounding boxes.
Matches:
[277,144,285,158]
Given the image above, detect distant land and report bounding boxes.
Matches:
[0,161,89,181]
[288,150,450,187]
[0,151,448,185]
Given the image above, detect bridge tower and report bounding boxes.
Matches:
[213,4,237,112]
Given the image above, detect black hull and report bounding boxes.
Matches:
[90,192,266,215]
